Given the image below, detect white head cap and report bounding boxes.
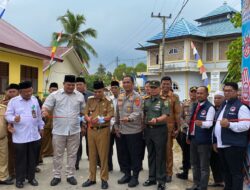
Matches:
[214,91,224,97]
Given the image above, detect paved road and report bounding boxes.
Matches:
[3,141,224,190]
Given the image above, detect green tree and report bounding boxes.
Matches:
[225,13,242,82]
[113,64,136,80]
[96,64,106,76]
[134,62,147,72]
[54,10,97,67]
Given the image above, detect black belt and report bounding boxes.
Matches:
[90,126,109,130]
[146,125,165,129]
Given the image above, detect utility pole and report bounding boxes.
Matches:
[116,56,119,67]
[151,13,171,78]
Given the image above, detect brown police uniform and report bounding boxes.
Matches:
[84,95,114,181]
[0,104,9,181]
[161,91,181,177]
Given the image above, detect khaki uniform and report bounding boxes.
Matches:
[84,96,114,181]
[0,104,9,181]
[161,91,181,176]
[40,111,53,158]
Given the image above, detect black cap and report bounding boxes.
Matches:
[111,81,119,87]
[93,80,104,89]
[64,75,76,83]
[76,77,86,83]
[150,80,160,88]
[7,83,19,90]
[19,81,32,89]
[189,86,198,92]
[49,82,58,89]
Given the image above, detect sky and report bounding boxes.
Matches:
[3,0,241,74]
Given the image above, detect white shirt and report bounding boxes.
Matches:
[215,104,250,148]
[5,95,44,143]
[110,95,118,126]
[42,89,85,136]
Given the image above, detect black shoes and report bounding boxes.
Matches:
[75,165,79,170]
[50,178,61,186]
[82,179,96,187]
[128,177,139,187]
[157,183,166,190]
[101,180,108,189]
[143,179,157,186]
[117,175,131,184]
[28,179,38,186]
[67,177,77,185]
[0,178,14,185]
[165,176,172,183]
[35,167,41,173]
[176,172,188,180]
[16,181,24,188]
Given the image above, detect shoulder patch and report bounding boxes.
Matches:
[143,95,150,100]
[160,96,167,100]
[105,96,111,101]
[88,96,95,99]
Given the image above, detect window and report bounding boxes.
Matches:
[169,48,178,55]
[0,62,9,94]
[21,65,38,93]
[172,82,179,91]
[206,43,213,61]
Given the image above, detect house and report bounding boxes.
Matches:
[43,47,89,93]
[136,2,241,100]
[0,19,61,96]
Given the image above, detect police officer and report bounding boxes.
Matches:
[0,104,13,185]
[176,86,197,180]
[82,81,114,189]
[115,75,143,188]
[143,80,169,190]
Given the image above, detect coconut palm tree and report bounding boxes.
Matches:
[53,10,97,67]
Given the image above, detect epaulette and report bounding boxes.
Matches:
[105,96,112,101]
[143,95,150,100]
[88,96,95,99]
[119,93,125,97]
[160,96,167,100]
[0,104,7,109]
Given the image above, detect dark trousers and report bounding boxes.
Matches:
[35,140,41,166]
[176,132,190,172]
[108,133,115,170]
[14,140,40,182]
[210,149,223,183]
[190,141,211,190]
[115,135,125,172]
[76,134,83,167]
[144,126,167,184]
[85,131,89,157]
[120,132,143,177]
[218,147,246,190]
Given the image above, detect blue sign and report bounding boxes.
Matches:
[242,0,250,106]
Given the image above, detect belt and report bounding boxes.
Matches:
[90,126,109,130]
[146,125,165,129]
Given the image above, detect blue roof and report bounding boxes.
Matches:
[148,18,206,42]
[199,20,241,37]
[196,3,237,21]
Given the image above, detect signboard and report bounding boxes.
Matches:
[242,0,250,106]
[210,71,220,92]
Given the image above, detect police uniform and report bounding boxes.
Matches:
[0,104,9,182]
[161,90,181,180]
[143,81,170,188]
[84,88,114,183]
[115,89,143,187]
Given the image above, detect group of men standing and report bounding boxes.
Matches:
[0,74,250,190]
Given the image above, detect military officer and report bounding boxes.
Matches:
[143,80,169,190]
[0,104,13,185]
[115,75,144,188]
[82,81,114,189]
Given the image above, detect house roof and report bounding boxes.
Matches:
[141,3,241,47]
[135,42,158,50]
[148,18,207,42]
[0,19,61,61]
[195,2,238,22]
